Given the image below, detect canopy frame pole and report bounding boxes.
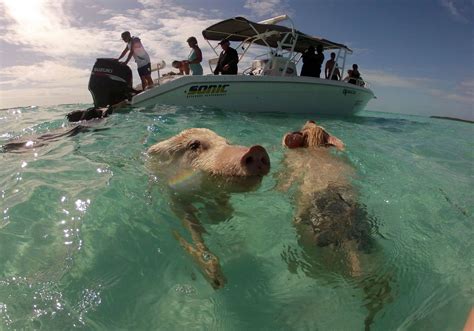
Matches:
[277,32,298,76]
[239,37,256,62]
[206,39,220,57]
[247,23,273,55]
[341,49,347,80]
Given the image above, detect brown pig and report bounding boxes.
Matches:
[278,120,390,330]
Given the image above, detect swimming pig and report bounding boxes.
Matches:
[148,128,270,178]
[0,125,107,153]
[278,120,390,330]
[280,121,372,254]
[147,128,270,289]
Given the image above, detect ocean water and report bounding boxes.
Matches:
[0,104,472,331]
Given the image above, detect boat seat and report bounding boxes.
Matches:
[243,59,269,76]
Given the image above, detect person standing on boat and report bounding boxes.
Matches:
[214,39,238,75]
[301,45,324,78]
[184,37,203,75]
[118,31,154,90]
[325,52,341,80]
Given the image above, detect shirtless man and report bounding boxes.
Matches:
[325,52,341,80]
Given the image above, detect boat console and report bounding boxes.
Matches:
[262,57,297,76]
[247,57,297,76]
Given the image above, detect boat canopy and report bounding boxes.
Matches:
[202,16,352,54]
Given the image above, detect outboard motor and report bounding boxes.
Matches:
[67,59,135,122]
[88,58,134,107]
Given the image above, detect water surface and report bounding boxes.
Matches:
[0,104,472,330]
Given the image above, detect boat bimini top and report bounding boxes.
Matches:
[202,15,352,75]
[202,15,352,54]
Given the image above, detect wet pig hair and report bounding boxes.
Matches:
[300,121,330,147]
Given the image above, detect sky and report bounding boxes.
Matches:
[0,0,473,120]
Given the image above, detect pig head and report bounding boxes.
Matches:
[147,128,270,178]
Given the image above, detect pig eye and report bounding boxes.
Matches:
[187,140,201,150]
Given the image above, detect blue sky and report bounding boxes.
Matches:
[0,0,472,120]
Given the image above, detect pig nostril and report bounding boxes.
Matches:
[245,156,254,165]
[261,157,268,166]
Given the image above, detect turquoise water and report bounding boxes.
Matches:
[0,104,472,330]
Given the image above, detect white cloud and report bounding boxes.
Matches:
[244,0,290,18]
[0,85,92,108]
[0,0,220,63]
[440,0,469,23]
[1,0,118,58]
[458,79,474,95]
[0,61,92,108]
[363,70,436,89]
[0,0,225,108]
[428,79,474,104]
[364,69,474,111]
[84,2,221,70]
[0,61,90,88]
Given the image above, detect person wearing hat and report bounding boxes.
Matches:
[213,39,238,75]
[118,31,154,90]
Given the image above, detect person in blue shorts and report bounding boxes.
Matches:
[118,31,154,90]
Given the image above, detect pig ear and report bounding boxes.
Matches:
[187,139,201,150]
[327,136,345,150]
[148,138,182,157]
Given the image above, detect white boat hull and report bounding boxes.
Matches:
[131,75,375,115]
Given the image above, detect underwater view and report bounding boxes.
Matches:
[0,104,472,330]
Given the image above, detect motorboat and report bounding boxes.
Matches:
[88,15,375,116]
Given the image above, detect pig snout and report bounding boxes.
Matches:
[241,145,270,176]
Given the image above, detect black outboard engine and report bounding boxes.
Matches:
[88,58,133,107]
[67,59,135,122]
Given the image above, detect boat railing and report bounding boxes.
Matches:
[150,61,166,85]
[208,57,219,73]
